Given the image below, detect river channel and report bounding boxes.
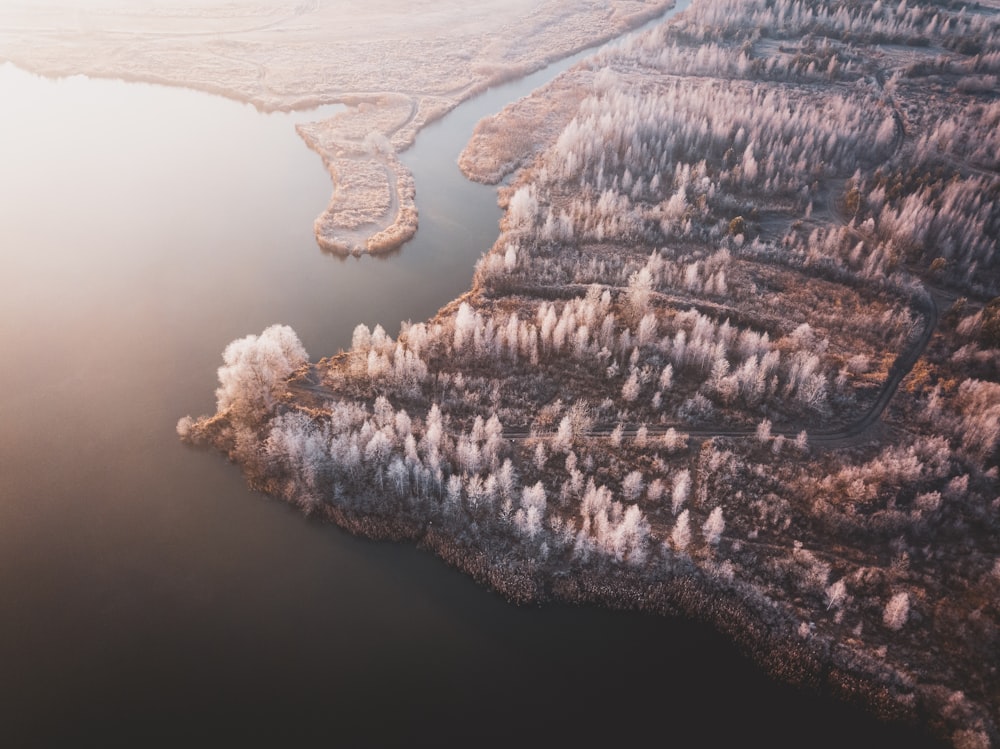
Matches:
[0,5,945,746]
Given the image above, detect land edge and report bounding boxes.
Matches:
[0,1,676,258]
[181,250,951,744]
[181,403,946,746]
[295,0,678,257]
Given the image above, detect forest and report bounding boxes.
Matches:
[180,1,1000,746]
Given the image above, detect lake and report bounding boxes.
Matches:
[0,8,946,746]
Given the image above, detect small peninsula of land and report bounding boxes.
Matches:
[0,0,674,254]
[180,1,1000,746]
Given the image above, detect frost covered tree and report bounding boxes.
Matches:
[614,504,651,564]
[702,507,725,545]
[215,324,308,424]
[672,509,691,551]
[672,469,691,515]
[622,470,645,502]
[825,579,847,610]
[534,441,548,470]
[554,415,575,453]
[627,266,654,316]
[635,425,648,447]
[445,474,463,515]
[622,369,642,402]
[659,364,674,391]
[507,184,538,228]
[883,591,910,631]
[756,418,772,444]
[515,481,548,540]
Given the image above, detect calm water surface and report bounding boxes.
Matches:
[0,9,945,747]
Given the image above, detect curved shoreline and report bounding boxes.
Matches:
[178,425,945,745]
[0,0,678,257]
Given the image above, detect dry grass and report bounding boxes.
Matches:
[460,69,597,185]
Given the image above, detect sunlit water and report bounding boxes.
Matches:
[0,7,945,747]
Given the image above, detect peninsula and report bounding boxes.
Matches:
[0,0,674,254]
[180,1,1000,746]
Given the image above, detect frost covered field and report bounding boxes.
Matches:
[0,0,673,253]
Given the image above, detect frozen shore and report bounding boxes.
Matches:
[0,0,675,255]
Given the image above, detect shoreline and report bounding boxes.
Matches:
[0,0,678,257]
[180,412,946,746]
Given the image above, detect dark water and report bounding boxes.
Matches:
[0,8,946,748]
